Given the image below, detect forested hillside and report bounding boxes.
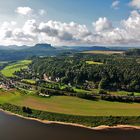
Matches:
[27,53,140,92]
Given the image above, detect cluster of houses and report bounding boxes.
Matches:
[43,74,60,83]
[39,93,50,97]
[0,79,15,90]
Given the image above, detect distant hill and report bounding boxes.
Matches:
[0,44,55,51]
[19,43,58,58]
[108,47,133,51]
[27,43,55,51]
[61,46,110,51]
[125,49,140,56]
[0,45,29,50]
[61,46,133,51]
[0,43,139,61]
[0,44,73,61]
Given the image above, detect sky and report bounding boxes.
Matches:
[0,0,140,46]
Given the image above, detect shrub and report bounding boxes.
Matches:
[98,89,108,95]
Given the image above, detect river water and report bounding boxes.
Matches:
[0,111,140,140]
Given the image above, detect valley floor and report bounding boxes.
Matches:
[1,90,140,116]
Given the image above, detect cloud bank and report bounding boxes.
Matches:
[130,0,140,9]
[1,1,140,46]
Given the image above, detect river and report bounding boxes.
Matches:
[0,111,140,140]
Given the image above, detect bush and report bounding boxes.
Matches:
[98,89,108,95]
[22,106,32,114]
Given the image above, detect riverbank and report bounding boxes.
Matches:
[0,108,93,130]
[1,105,140,131]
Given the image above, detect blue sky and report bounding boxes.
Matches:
[0,0,140,46]
[41,0,131,25]
[0,0,132,27]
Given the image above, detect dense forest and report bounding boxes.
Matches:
[19,51,140,93]
[125,49,140,56]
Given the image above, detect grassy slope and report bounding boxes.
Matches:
[1,91,140,116]
[73,87,92,94]
[21,79,36,84]
[86,61,103,65]
[0,90,23,104]
[1,60,32,77]
[109,91,140,96]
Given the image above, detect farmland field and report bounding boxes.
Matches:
[83,50,124,55]
[86,61,103,65]
[21,79,36,84]
[109,91,140,96]
[1,60,32,77]
[1,90,140,116]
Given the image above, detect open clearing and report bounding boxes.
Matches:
[86,61,103,65]
[1,60,32,77]
[21,79,36,84]
[83,51,124,55]
[1,90,140,116]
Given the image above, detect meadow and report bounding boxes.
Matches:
[86,61,103,65]
[21,79,36,84]
[1,60,32,77]
[1,90,140,116]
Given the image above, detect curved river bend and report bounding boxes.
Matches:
[0,111,140,140]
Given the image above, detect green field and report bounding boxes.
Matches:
[21,79,36,84]
[1,90,140,116]
[73,87,92,94]
[89,89,140,96]
[108,90,140,96]
[1,60,32,77]
[86,61,103,65]
[0,90,23,104]
[59,84,92,94]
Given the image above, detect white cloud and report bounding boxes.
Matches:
[130,0,140,9]
[121,10,140,42]
[39,9,46,16]
[37,21,90,45]
[93,17,113,32]
[11,21,17,26]
[2,8,140,46]
[22,19,38,35]
[15,7,33,16]
[111,1,120,10]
